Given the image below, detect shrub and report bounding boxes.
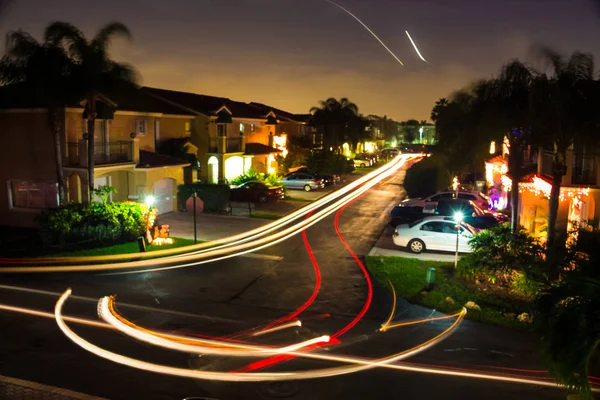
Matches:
[458,224,545,285]
[305,152,351,174]
[404,154,451,198]
[178,183,230,212]
[37,201,148,246]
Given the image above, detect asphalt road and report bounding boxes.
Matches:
[0,167,566,400]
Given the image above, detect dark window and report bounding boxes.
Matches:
[572,152,597,185]
[420,222,445,232]
[10,180,58,209]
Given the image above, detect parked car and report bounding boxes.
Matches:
[285,169,339,187]
[390,199,501,230]
[393,216,477,254]
[278,173,323,191]
[353,155,372,168]
[381,148,400,160]
[229,181,284,203]
[401,190,491,210]
[423,199,500,230]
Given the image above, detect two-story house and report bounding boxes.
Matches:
[142,88,310,184]
[0,85,196,227]
[487,141,600,239]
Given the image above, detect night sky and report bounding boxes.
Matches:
[2,0,600,120]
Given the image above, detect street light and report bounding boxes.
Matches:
[454,212,463,269]
[419,126,423,143]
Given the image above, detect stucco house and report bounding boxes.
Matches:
[0,85,196,227]
[142,88,312,183]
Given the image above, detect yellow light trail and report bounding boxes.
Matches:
[325,0,404,66]
[56,289,466,382]
[0,155,422,273]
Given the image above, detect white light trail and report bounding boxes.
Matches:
[0,154,421,273]
[105,156,415,276]
[252,320,302,337]
[325,0,404,66]
[405,30,429,64]
[56,289,465,382]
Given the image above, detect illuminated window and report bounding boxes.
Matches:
[185,122,191,134]
[250,124,255,132]
[136,119,147,136]
[239,123,245,134]
[9,180,58,209]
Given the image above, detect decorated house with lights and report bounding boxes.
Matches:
[143,88,309,184]
[0,84,197,227]
[485,139,599,241]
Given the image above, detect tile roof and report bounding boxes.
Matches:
[0,84,195,116]
[138,150,191,168]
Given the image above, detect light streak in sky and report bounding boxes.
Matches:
[405,30,429,64]
[0,155,422,273]
[56,289,467,382]
[325,0,404,66]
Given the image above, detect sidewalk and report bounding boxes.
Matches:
[0,375,107,400]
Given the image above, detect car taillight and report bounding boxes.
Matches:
[314,179,319,184]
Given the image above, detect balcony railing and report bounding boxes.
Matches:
[94,141,133,165]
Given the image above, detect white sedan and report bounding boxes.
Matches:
[392,216,477,254]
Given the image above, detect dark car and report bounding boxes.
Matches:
[424,199,500,230]
[390,199,501,230]
[315,173,340,186]
[345,159,356,172]
[229,181,284,203]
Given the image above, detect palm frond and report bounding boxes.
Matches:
[92,22,132,50]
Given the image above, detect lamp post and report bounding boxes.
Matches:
[454,212,463,269]
[193,192,198,244]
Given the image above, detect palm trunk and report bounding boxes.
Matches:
[510,170,520,232]
[49,107,66,206]
[87,94,96,196]
[546,167,564,274]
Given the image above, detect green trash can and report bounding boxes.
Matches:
[426,267,436,289]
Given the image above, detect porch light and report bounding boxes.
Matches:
[145,195,155,207]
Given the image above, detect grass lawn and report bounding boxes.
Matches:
[250,212,282,220]
[51,237,198,257]
[366,256,530,329]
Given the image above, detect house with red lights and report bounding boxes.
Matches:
[486,141,599,240]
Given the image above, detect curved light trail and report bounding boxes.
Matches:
[325,0,404,66]
[56,289,467,382]
[0,155,422,273]
[0,154,414,266]
[405,30,429,63]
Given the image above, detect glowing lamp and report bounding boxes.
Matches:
[145,195,155,207]
[454,212,463,223]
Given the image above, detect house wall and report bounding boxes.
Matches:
[0,110,58,227]
[189,115,210,182]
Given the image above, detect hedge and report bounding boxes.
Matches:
[36,201,148,246]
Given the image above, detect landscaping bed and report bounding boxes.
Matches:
[50,237,197,257]
[366,256,531,329]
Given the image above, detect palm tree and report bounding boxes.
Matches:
[533,49,596,266]
[478,61,536,232]
[430,98,449,122]
[44,22,139,194]
[535,231,600,397]
[310,97,359,153]
[0,30,74,205]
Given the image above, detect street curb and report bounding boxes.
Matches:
[0,375,108,399]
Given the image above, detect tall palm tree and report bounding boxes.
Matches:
[479,61,536,232]
[0,30,74,205]
[310,97,359,153]
[533,49,596,265]
[44,22,139,194]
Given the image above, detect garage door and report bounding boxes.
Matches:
[153,178,176,214]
